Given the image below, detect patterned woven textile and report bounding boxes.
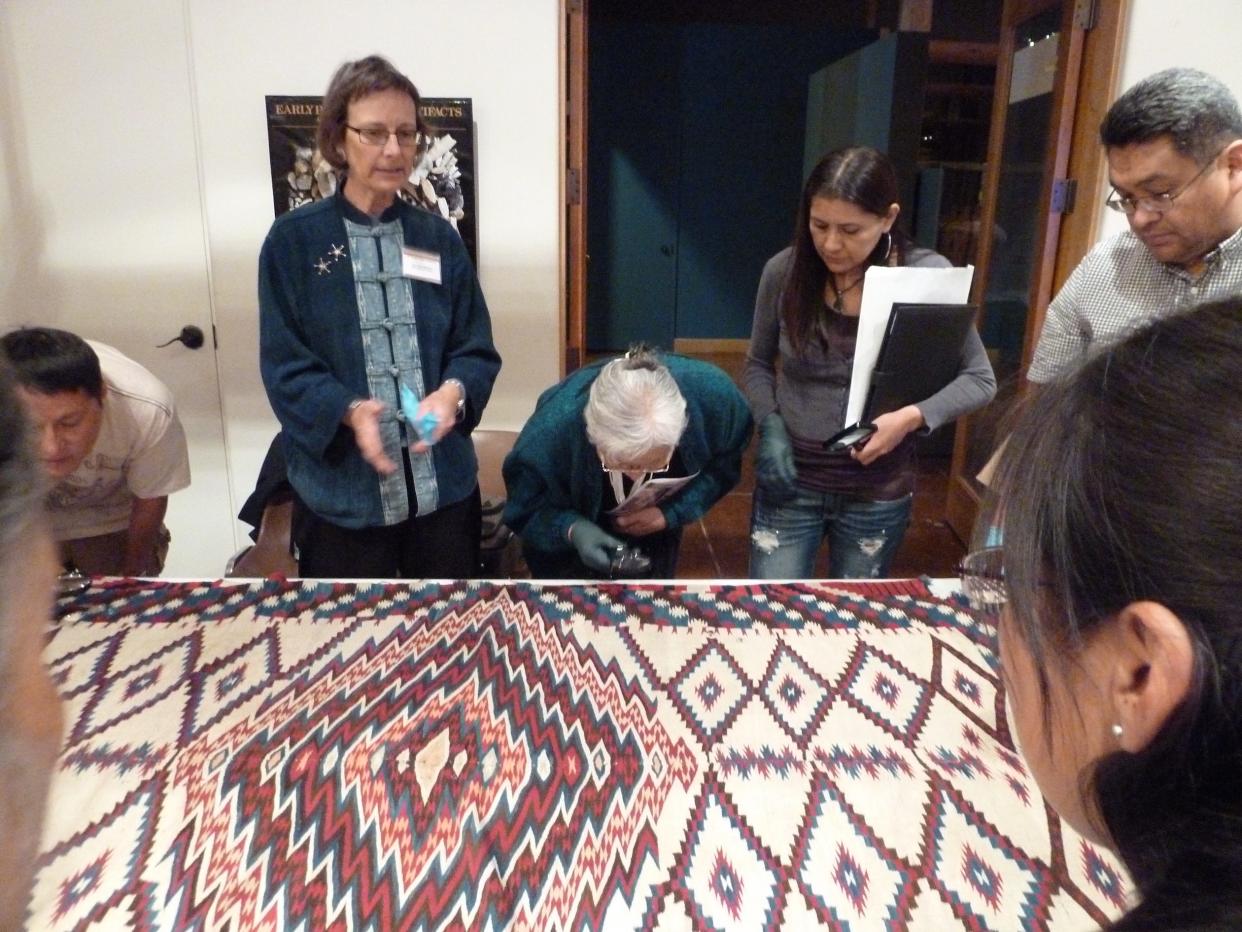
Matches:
[33,578,1130,930]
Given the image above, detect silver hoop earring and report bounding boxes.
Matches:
[880,231,893,262]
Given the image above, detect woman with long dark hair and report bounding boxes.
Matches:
[743,146,995,578]
[967,297,1242,929]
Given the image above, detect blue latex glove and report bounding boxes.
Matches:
[756,413,798,501]
[400,383,441,444]
[568,519,625,574]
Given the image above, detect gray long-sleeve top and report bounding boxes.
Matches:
[742,246,996,443]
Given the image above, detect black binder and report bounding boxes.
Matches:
[864,303,979,420]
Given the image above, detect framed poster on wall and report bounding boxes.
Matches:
[265,95,478,265]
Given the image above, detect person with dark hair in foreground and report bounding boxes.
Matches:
[260,55,500,578]
[743,145,995,578]
[0,356,65,929]
[1,326,190,576]
[1028,67,1242,383]
[966,297,1242,929]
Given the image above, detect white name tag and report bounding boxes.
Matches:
[401,247,442,284]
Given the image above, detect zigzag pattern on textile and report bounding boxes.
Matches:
[31,578,1127,930]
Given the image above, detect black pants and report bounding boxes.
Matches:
[523,525,682,580]
[295,487,482,579]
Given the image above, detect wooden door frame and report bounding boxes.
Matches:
[1049,0,1128,311]
[944,0,1129,543]
[565,0,1128,529]
[564,0,587,375]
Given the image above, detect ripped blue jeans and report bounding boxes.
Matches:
[748,487,913,579]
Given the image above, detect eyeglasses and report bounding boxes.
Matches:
[600,459,671,477]
[599,447,673,476]
[1105,148,1222,216]
[346,125,420,148]
[956,547,1008,616]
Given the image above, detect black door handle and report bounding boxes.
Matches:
[156,325,205,350]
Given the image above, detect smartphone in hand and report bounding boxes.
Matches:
[824,421,877,454]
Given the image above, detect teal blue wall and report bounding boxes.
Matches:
[804,32,928,215]
[586,22,682,352]
[587,22,874,350]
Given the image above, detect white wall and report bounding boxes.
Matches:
[1095,0,1242,240]
[0,1,562,575]
[188,0,563,518]
[0,1,236,576]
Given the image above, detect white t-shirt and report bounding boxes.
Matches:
[48,342,191,540]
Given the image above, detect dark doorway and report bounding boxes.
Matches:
[586,6,875,351]
[583,0,1000,353]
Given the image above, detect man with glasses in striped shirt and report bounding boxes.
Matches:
[1029,67,1242,383]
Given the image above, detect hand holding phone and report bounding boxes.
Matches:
[824,421,877,454]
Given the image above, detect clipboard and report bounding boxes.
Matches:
[864,302,979,420]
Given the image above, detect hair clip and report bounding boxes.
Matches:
[623,342,660,369]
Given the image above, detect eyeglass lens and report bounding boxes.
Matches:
[352,126,419,147]
[959,548,1007,614]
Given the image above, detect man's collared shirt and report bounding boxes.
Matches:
[1028,225,1242,382]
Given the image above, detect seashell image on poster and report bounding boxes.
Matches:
[265,95,478,265]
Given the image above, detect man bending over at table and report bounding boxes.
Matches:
[1,327,190,576]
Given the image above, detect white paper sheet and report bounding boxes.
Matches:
[605,472,698,516]
[844,265,975,426]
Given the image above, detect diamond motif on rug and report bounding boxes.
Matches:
[1078,840,1129,912]
[31,783,161,929]
[673,777,783,930]
[185,629,278,741]
[839,641,932,741]
[793,777,918,926]
[72,635,195,743]
[160,598,695,930]
[669,640,753,747]
[759,643,833,746]
[923,782,1054,928]
[934,639,1002,734]
[46,628,122,699]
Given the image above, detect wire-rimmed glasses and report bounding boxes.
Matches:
[599,459,671,477]
[346,124,420,148]
[957,546,1008,618]
[1105,147,1223,215]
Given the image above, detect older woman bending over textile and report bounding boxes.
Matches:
[503,348,751,579]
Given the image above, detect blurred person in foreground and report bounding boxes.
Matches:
[0,356,66,928]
